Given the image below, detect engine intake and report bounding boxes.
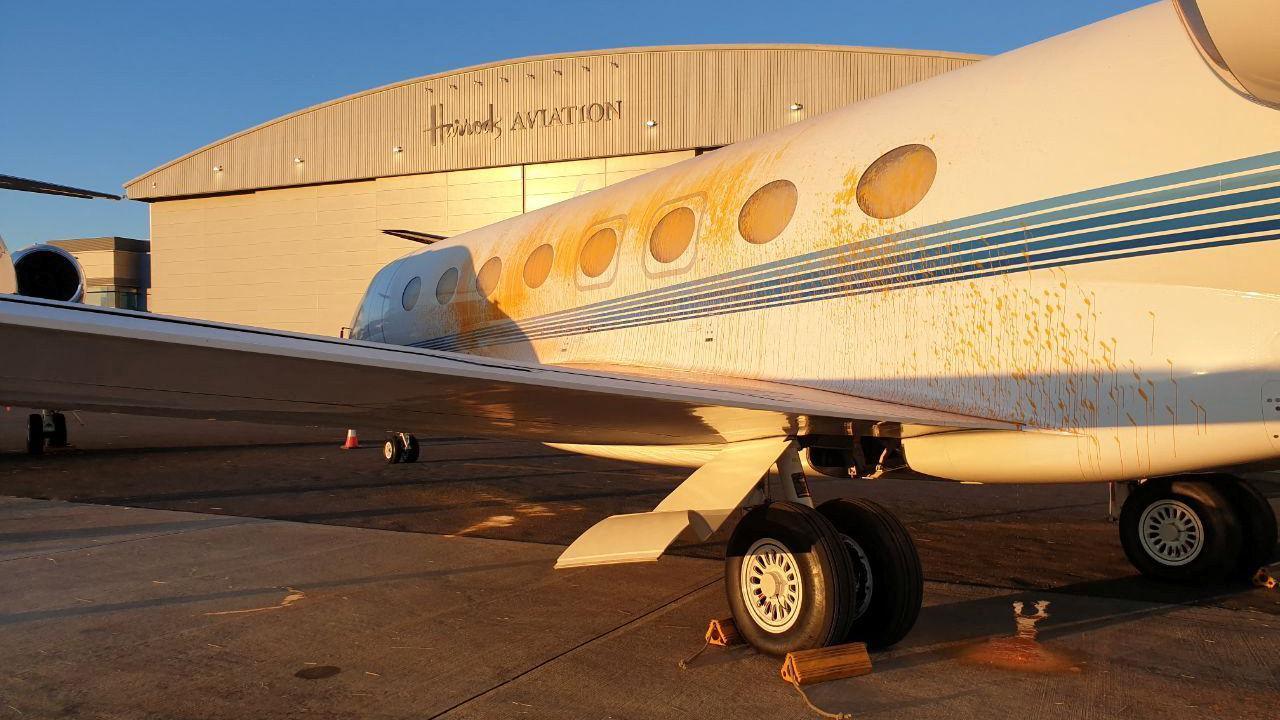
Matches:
[11,245,84,302]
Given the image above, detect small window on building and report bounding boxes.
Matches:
[524,243,554,288]
[738,180,797,244]
[435,267,460,304]
[476,257,502,297]
[401,276,422,311]
[856,144,937,219]
[579,228,617,278]
[649,206,696,263]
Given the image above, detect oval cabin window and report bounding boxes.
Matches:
[738,180,798,244]
[856,144,937,219]
[401,276,422,311]
[649,206,696,263]
[435,267,460,304]
[579,228,617,278]
[523,244,554,288]
[476,257,502,297]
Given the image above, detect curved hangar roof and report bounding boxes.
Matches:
[124,45,981,201]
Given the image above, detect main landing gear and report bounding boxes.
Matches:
[25,411,69,456]
[1119,474,1277,583]
[725,498,923,656]
[383,433,420,464]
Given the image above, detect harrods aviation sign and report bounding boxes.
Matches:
[425,101,623,146]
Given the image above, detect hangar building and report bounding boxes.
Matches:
[124,45,980,336]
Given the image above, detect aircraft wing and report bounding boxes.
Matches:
[0,295,1015,446]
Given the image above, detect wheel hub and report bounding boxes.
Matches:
[840,534,874,620]
[1139,499,1204,566]
[740,538,803,633]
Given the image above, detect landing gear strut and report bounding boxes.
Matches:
[725,498,923,655]
[383,433,420,464]
[1119,474,1276,583]
[25,411,69,455]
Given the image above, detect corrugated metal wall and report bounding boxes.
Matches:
[125,46,978,200]
[148,151,695,335]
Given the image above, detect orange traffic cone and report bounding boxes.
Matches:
[340,429,360,450]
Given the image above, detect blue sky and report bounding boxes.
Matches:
[0,0,1149,249]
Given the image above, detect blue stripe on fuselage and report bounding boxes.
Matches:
[416,152,1280,351]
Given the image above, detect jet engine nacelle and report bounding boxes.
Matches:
[8,244,85,303]
[1176,0,1280,108]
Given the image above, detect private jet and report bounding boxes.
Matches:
[1,0,1277,655]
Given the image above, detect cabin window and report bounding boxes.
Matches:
[738,179,797,244]
[476,257,502,297]
[649,206,696,263]
[435,267,460,304]
[523,243,554,288]
[400,276,422,311]
[856,144,937,219]
[579,228,617,278]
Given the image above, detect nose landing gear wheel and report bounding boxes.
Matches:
[383,435,406,464]
[384,433,420,464]
[725,502,855,656]
[817,497,923,649]
[1119,478,1242,583]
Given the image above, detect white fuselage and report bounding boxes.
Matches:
[348,2,1280,483]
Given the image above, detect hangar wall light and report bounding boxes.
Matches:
[644,120,658,128]
[212,165,223,173]
[392,146,403,154]
[789,102,803,111]
[293,157,304,164]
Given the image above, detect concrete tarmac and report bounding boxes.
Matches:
[0,410,1277,719]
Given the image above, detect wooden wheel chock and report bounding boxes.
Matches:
[780,643,872,686]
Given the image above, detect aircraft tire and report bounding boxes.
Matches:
[1120,478,1243,583]
[49,413,68,448]
[403,435,420,463]
[817,497,923,649]
[725,502,855,656]
[26,414,44,456]
[383,435,405,464]
[1211,475,1277,579]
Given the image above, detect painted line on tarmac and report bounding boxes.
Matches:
[427,573,723,719]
